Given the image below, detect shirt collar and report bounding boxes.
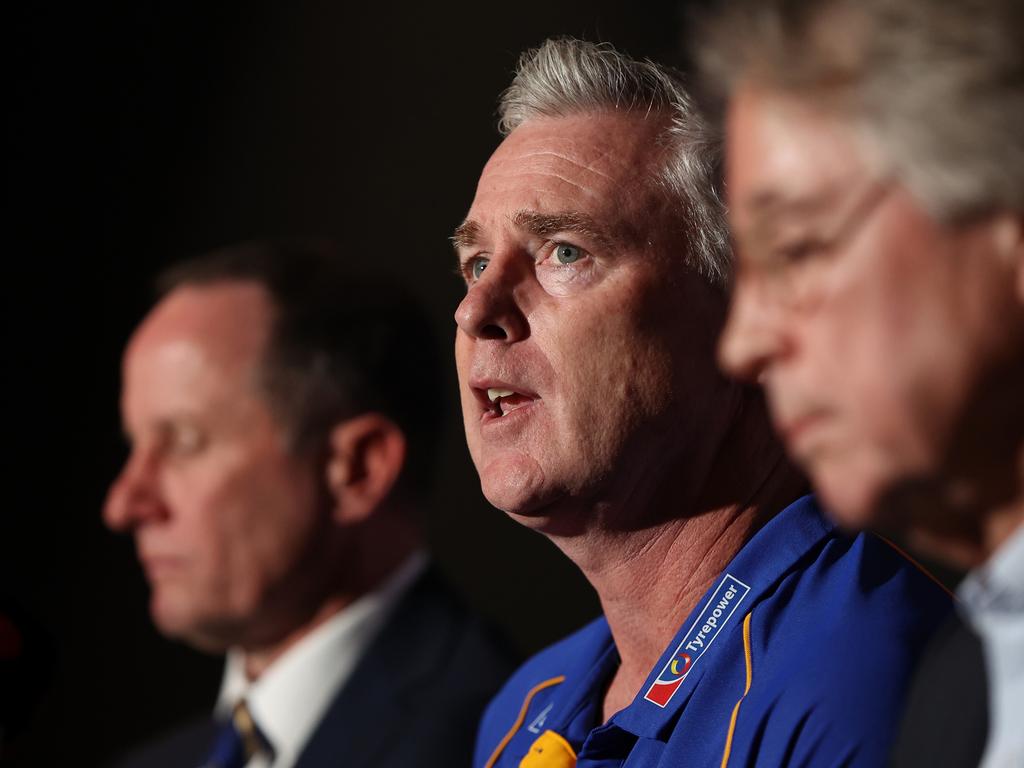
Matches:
[611,495,833,740]
[545,618,618,738]
[215,551,428,767]
[959,522,1024,615]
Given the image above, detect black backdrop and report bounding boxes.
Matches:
[6,2,703,765]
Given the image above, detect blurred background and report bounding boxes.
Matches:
[5,1,705,764]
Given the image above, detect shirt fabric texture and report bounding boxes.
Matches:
[474,496,952,768]
[958,523,1024,768]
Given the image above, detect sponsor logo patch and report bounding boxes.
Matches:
[643,573,751,707]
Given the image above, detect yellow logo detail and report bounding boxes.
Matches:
[519,730,576,768]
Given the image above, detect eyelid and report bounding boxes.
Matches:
[538,238,590,263]
[457,252,491,284]
[153,421,206,456]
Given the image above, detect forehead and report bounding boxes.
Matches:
[469,112,668,224]
[124,281,274,400]
[726,85,874,220]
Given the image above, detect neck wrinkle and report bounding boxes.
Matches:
[587,411,801,721]
[582,501,762,723]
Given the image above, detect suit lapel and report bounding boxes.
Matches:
[293,568,459,768]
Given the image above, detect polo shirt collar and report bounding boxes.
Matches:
[610,495,832,740]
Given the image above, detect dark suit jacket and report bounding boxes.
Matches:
[890,611,989,768]
[113,568,519,768]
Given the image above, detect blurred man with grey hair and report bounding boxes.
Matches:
[454,37,951,768]
[699,0,1024,765]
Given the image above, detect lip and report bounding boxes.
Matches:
[468,377,540,426]
[139,553,185,581]
[777,410,830,452]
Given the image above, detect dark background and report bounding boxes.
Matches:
[5,2,703,765]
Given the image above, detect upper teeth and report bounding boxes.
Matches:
[487,388,515,403]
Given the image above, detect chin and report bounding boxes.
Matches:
[478,452,553,517]
[810,459,889,533]
[151,596,232,652]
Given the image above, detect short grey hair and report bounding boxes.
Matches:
[697,0,1024,222]
[499,38,731,287]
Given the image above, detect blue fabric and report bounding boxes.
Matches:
[474,496,952,768]
[200,716,249,768]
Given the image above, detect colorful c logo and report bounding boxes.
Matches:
[669,653,691,677]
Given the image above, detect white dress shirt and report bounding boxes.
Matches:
[958,523,1024,768]
[214,552,428,768]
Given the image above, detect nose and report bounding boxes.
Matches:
[454,256,529,342]
[103,448,168,532]
[718,277,789,383]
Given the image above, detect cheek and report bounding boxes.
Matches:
[805,223,984,472]
[165,457,321,599]
[542,294,676,467]
[228,467,322,575]
[454,330,471,383]
[455,337,479,423]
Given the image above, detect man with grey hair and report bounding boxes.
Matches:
[699,0,1023,765]
[454,37,950,767]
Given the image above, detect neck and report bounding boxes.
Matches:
[583,505,762,720]
[898,442,1024,571]
[239,513,422,680]
[907,490,1024,571]
[904,348,1024,569]
[241,594,354,680]
[545,395,805,721]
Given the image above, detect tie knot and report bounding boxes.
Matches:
[232,700,265,761]
[202,699,272,768]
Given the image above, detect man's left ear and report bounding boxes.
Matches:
[324,413,407,525]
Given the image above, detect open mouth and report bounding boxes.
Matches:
[486,387,535,417]
[471,381,539,422]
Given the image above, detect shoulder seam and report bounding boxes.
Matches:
[871,533,957,601]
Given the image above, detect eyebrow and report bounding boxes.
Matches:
[451,209,615,252]
[451,219,482,250]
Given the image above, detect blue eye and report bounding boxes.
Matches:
[470,257,489,281]
[553,244,582,264]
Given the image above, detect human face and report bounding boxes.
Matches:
[454,113,734,527]
[104,282,329,651]
[721,85,1023,529]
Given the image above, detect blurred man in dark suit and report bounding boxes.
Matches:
[104,243,516,768]
[700,1,1024,764]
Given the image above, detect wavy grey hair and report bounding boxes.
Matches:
[498,38,731,287]
[697,0,1024,222]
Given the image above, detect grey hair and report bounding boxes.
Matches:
[697,0,1024,222]
[499,38,732,287]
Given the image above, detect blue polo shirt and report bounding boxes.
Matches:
[475,496,951,767]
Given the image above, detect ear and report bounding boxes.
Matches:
[991,213,1024,303]
[1015,219,1024,305]
[323,413,407,525]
